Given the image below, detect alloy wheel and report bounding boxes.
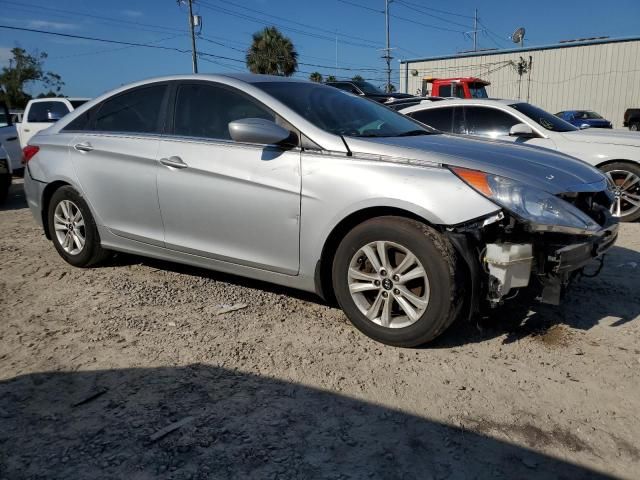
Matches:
[347,241,430,329]
[605,169,640,218]
[53,200,86,255]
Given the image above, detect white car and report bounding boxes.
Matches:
[18,97,89,148]
[401,99,640,222]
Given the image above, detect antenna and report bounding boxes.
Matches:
[511,27,526,47]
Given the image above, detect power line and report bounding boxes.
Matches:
[394,0,473,29]
[0,24,391,82]
[201,0,383,47]
[337,0,467,34]
[394,0,474,19]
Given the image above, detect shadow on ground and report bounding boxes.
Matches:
[0,179,27,211]
[0,365,613,479]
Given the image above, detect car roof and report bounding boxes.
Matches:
[399,98,521,114]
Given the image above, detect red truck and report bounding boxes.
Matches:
[422,77,490,98]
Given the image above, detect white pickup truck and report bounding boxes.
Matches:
[17,97,89,148]
[0,101,22,203]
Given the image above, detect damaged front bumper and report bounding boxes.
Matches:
[447,210,619,314]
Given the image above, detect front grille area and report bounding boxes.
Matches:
[558,190,614,226]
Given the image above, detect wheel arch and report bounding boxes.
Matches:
[41,180,72,239]
[596,158,640,169]
[314,206,440,304]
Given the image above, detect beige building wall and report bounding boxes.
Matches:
[400,38,640,128]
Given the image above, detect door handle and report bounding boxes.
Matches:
[160,156,188,169]
[5,136,17,142]
[74,142,93,152]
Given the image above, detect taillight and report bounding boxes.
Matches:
[22,145,40,164]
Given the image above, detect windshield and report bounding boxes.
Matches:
[353,81,385,95]
[256,82,433,138]
[510,102,578,132]
[469,84,488,98]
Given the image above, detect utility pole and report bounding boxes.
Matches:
[187,0,198,73]
[473,8,478,52]
[384,0,393,93]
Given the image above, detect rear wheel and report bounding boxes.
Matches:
[0,172,10,205]
[332,216,464,347]
[630,122,639,132]
[47,186,110,267]
[600,162,640,222]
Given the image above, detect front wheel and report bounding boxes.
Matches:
[600,162,640,222]
[332,216,465,347]
[47,186,110,267]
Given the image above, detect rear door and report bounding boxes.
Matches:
[0,103,21,171]
[408,106,464,134]
[156,81,301,274]
[66,83,169,246]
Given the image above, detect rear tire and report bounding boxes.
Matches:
[332,216,464,347]
[47,186,110,267]
[630,122,639,132]
[0,172,10,206]
[600,162,640,222]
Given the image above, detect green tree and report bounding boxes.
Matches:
[351,74,364,82]
[246,26,298,76]
[385,83,396,93]
[325,75,337,82]
[309,72,323,83]
[0,48,64,108]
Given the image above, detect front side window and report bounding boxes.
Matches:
[255,81,432,138]
[94,84,167,134]
[173,83,274,140]
[70,100,89,109]
[27,101,70,123]
[510,102,578,132]
[409,107,461,133]
[464,106,521,138]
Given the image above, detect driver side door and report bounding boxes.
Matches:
[156,81,301,275]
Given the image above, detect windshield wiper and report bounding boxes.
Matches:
[396,130,430,137]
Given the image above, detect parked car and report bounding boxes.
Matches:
[325,80,416,103]
[18,97,89,148]
[10,110,24,124]
[23,74,617,347]
[401,99,640,222]
[386,97,445,111]
[555,110,612,129]
[624,108,640,131]
[0,102,22,201]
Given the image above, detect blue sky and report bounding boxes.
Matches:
[1,0,639,98]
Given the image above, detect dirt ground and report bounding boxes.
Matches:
[1,179,639,480]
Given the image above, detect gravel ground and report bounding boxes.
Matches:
[1,179,639,479]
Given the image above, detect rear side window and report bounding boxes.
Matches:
[438,85,451,97]
[27,101,70,123]
[94,84,167,134]
[410,107,462,133]
[173,83,274,140]
[464,106,520,137]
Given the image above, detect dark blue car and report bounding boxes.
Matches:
[555,110,612,129]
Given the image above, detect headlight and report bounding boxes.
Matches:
[451,167,601,234]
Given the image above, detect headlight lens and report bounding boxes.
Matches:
[451,167,601,234]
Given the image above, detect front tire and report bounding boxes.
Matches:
[600,162,640,222]
[47,186,110,267]
[332,216,464,347]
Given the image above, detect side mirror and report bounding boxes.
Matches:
[579,123,591,130]
[228,118,292,146]
[509,123,536,138]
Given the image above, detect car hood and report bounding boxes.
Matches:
[559,129,640,147]
[344,133,607,194]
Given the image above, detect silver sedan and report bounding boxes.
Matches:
[23,74,617,346]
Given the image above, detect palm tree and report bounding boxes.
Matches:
[246,26,298,76]
[309,72,323,83]
[325,75,337,82]
[351,75,364,82]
